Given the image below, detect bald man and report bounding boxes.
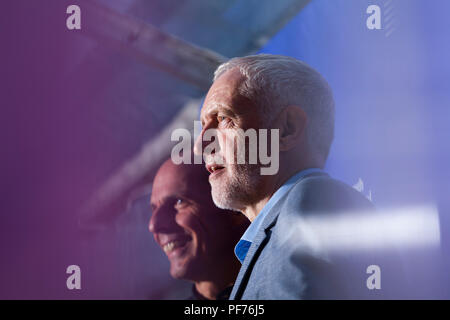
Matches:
[149,159,249,300]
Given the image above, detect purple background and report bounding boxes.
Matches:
[0,0,449,299]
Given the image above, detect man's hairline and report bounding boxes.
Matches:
[212,58,332,165]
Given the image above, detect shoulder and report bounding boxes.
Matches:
[283,174,375,217]
[262,175,377,299]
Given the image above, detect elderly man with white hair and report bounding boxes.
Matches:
[194,54,377,299]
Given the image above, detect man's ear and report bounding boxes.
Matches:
[277,106,307,152]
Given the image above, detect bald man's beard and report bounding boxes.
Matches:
[210,163,262,212]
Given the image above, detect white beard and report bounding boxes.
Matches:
[210,164,262,211]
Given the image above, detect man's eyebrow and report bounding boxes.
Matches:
[203,104,236,119]
[149,194,169,209]
[152,193,188,205]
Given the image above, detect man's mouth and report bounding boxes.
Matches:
[206,164,225,175]
[160,235,192,256]
[163,239,188,253]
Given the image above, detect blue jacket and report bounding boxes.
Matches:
[230,172,381,300]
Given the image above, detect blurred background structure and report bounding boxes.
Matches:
[1,0,449,299]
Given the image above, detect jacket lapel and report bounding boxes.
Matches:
[230,194,285,299]
[230,171,329,300]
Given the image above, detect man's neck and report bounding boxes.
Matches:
[242,165,316,222]
[194,280,232,300]
[194,256,241,300]
[242,196,271,222]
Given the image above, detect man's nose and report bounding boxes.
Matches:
[194,121,220,158]
[194,125,209,157]
[193,131,203,157]
[149,206,176,234]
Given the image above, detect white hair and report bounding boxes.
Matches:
[213,54,335,165]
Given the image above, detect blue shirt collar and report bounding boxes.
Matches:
[234,168,323,263]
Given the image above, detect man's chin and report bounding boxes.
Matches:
[169,268,186,280]
[210,177,246,210]
[210,166,261,210]
[170,261,201,281]
[169,261,190,280]
[211,190,240,211]
[168,247,196,280]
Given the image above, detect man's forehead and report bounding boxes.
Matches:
[151,162,209,202]
[201,101,233,118]
[214,67,246,88]
[151,174,187,201]
[202,69,245,108]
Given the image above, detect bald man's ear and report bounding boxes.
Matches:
[276,106,307,152]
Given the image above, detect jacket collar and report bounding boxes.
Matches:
[230,171,328,300]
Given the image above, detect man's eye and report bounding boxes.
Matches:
[175,198,186,207]
[218,115,233,127]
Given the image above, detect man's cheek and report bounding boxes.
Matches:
[218,131,236,163]
[181,209,206,230]
[175,210,196,229]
